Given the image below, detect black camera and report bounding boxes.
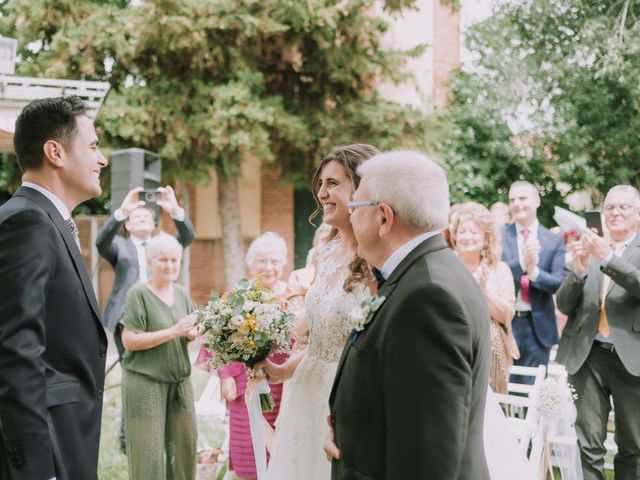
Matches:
[138,189,162,203]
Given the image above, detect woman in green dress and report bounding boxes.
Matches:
[120,233,200,480]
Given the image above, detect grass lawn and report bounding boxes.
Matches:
[98,360,232,480]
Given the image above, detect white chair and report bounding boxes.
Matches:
[194,374,230,478]
[493,364,546,471]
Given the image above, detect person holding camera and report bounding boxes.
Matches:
[96,185,195,452]
[97,186,195,339]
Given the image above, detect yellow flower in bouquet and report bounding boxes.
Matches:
[196,277,294,410]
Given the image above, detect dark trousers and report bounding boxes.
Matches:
[510,314,551,385]
[569,344,640,480]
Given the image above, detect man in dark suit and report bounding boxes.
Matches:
[0,96,108,480]
[502,181,565,382]
[327,151,491,479]
[556,185,640,480]
[96,186,194,451]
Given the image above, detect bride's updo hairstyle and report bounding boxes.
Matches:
[309,143,380,293]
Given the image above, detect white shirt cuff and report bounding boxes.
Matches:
[114,208,127,222]
[572,270,587,281]
[601,251,615,267]
[170,207,185,222]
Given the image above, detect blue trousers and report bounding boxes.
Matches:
[510,314,551,385]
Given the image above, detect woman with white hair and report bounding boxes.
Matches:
[119,233,200,480]
[217,231,290,480]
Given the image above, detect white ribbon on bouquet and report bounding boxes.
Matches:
[246,371,271,480]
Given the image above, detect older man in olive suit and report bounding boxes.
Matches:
[557,185,640,480]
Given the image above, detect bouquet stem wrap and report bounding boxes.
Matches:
[247,371,271,480]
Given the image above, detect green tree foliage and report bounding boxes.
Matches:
[2,0,437,283]
[4,0,434,185]
[443,0,640,218]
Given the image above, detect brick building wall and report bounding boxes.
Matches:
[432,1,460,107]
[187,165,294,306]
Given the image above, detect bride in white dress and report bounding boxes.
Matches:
[256,144,379,480]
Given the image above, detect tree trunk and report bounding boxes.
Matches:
[218,175,245,289]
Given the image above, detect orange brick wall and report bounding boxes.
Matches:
[260,165,295,275]
[432,0,460,107]
[187,166,294,305]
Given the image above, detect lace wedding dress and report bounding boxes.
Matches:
[268,239,369,479]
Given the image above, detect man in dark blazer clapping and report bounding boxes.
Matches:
[502,181,565,382]
[0,96,108,480]
[327,151,491,479]
[556,185,640,480]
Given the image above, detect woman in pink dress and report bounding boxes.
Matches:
[218,232,290,480]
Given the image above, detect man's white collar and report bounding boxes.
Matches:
[22,181,70,220]
[380,230,440,280]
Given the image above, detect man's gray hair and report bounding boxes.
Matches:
[245,231,288,268]
[606,185,640,206]
[357,150,450,231]
[146,232,182,260]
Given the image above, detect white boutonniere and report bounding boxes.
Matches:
[349,295,386,332]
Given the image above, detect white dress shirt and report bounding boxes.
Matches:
[380,230,441,281]
[515,220,540,311]
[130,235,150,281]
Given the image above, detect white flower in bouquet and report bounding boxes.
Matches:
[195,277,294,411]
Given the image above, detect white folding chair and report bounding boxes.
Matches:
[194,374,230,478]
[493,364,546,471]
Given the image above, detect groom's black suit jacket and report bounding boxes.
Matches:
[329,234,491,480]
[0,187,107,480]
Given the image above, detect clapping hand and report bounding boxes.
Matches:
[120,187,145,217]
[472,264,489,292]
[157,185,182,216]
[570,239,590,276]
[580,228,610,261]
[522,238,540,273]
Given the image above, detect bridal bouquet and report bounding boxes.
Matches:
[196,278,294,411]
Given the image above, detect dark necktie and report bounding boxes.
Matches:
[372,267,385,290]
[65,217,81,249]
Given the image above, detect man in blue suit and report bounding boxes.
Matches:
[502,181,565,383]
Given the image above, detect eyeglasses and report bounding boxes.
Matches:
[254,259,284,268]
[603,203,638,214]
[347,200,380,215]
